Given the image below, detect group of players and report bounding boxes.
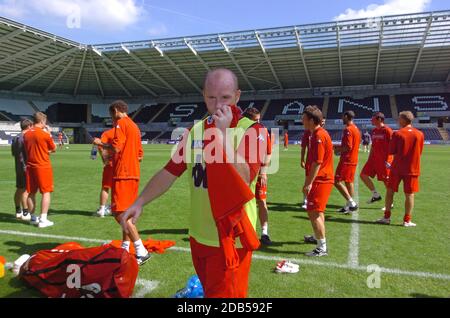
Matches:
[10,68,425,297]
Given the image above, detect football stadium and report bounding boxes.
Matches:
[0,7,450,299]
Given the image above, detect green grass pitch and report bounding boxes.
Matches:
[0,144,449,298]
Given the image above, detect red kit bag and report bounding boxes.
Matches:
[19,242,138,298]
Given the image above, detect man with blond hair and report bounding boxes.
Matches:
[376,111,424,227]
[23,112,56,228]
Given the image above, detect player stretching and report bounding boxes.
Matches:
[23,112,56,228]
[333,111,361,214]
[95,128,115,217]
[360,112,393,205]
[376,111,424,227]
[302,106,334,257]
[93,101,149,265]
[243,107,273,245]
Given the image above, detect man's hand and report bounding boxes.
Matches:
[212,105,233,132]
[93,138,102,146]
[120,202,143,234]
[301,160,306,169]
[303,183,312,195]
[259,173,268,187]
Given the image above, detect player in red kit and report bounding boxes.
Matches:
[360,112,393,205]
[302,106,334,257]
[333,111,361,214]
[376,111,424,227]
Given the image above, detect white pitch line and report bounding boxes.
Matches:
[1,230,450,281]
[348,164,360,268]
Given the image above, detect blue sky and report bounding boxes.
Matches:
[0,0,449,44]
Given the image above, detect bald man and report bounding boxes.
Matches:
[120,68,267,298]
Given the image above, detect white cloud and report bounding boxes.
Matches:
[334,0,432,21]
[0,0,26,18]
[0,0,145,30]
[147,23,168,37]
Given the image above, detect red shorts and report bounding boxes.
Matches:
[387,174,419,194]
[111,179,139,213]
[361,161,390,182]
[102,166,113,189]
[335,162,357,183]
[306,182,334,213]
[255,177,267,201]
[189,237,252,298]
[26,167,54,194]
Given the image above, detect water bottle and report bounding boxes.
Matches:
[91,145,98,160]
[173,275,204,298]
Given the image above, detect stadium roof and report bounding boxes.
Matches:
[0,10,450,103]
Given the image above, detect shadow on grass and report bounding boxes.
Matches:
[6,277,42,298]
[49,209,94,217]
[410,293,441,298]
[140,228,189,236]
[266,202,306,213]
[292,214,404,227]
[3,241,61,256]
[0,212,23,225]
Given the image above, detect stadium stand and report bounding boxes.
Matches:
[141,131,163,142]
[421,128,444,141]
[0,99,35,122]
[263,99,324,120]
[396,94,450,116]
[327,96,391,119]
[152,103,208,123]
[130,104,165,124]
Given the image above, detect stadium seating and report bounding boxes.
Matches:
[0,99,35,122]
[263,99,324,121]
[130,104,166,124]
[152,103,208,123]
[396,94,450,116]
[327,96,391,119]
[420,128,443,141]
[141,131,163,141]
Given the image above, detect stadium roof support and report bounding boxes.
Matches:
[185,39,211,72]
[12,56,68,92]
[374,18,384,86]
[0,46,80,83]
[255,32,283,89]
[294,27,312,89]
[90,54,104,97]
[99,60,132,97]
[43,58,76,95]
[128,52,181,96]
[99,52,158,97]
[446,70,450,83]
[336,23,344,87]
[409,14,434,83]
[161,51,203,94]
[0,38,53,67]
[73,50,87,96]
[0,28,24,45]
[219,37,256,91]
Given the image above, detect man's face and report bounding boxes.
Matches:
[203,78,241,115]
[398,117,406,128]
[109,108,119,121]
[371,117,378,126]
[302,114,311,130]
[254,114,261,123]
[342,115,349,125]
